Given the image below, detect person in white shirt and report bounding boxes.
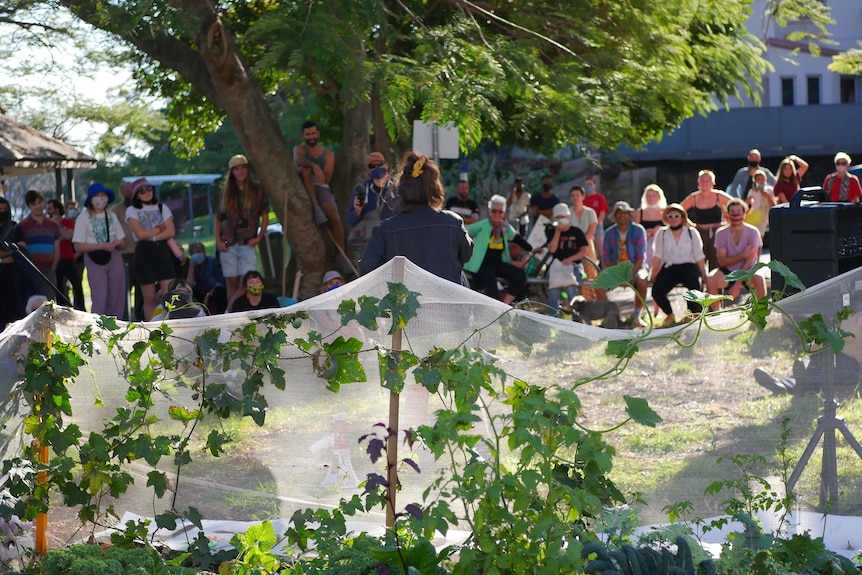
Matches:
[648,203,706,326]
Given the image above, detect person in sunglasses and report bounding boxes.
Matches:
[822,152,861,203]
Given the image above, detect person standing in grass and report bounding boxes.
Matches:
[73,183,126,318]
[126,178,177,320]
[215,154,270,302]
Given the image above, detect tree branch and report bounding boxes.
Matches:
[58,0,224,107]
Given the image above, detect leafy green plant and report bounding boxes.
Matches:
[4,260,857,575]
[36,544,191,575]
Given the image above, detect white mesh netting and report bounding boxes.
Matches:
[1,257,861,551]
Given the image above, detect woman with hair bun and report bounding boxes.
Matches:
[359,152,473,284]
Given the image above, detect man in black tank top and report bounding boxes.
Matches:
[293,120,345,251]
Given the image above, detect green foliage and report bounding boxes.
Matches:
[39,544,182,575]
[581,537,715,575]
[42,0,783,158]
[6,269,858,575]
[227,520,281,575]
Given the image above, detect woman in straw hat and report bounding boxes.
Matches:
[648,203,706,326]
[215,154,269,301]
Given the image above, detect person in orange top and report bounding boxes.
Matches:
[822,152,861,203]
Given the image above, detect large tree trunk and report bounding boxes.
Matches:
[62,0,328,298]
[170,0,327,298]
[333,101,373,234]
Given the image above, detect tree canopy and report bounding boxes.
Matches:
[94,0,773,156]
[0,0,802,293]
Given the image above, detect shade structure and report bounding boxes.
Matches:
[0,112,96,176]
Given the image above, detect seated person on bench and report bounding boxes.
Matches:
[706,198,765,310]
[465,194,537,304]
[545,203,589,315]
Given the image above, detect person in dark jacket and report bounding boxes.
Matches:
[359,151,473,284]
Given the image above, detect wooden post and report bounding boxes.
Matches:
[35,311,52,555]
[385,257,405,528]
[35,444,49,555]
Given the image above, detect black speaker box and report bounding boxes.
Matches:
[769,197,862,293]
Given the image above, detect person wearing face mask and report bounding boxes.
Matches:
[323,270,344,291]
[727,148,776,199]
[347,152,400,263]
[706,199,766,311]
[185,241,225,305]
[72,183,127,318]
[47,199,86,311]
[528,174,560,221]
[648,204,706,326]
[545,203,589,315]
[228,270,280,313]
[821,152,861,203]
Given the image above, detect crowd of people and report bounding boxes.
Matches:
[1,138,859,331]
[0,154,282,328]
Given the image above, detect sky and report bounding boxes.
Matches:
[0,9,137,155]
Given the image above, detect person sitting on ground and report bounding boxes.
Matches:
[323,270,345,291]
[602,201,648,324]
[706,199,766,311]
[186,241,225,305]
[227,270,280,313]
[545,203,589,315]
[648,204,706,326]
[151,278,207,321]
[508,242,531,270]
[465,194,536,304]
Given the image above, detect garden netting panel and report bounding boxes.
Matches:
[1,257,862,547]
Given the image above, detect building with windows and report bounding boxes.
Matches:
[619,0,862,201]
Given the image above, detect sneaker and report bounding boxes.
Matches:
[753,368,790,395]
[314,206,328,224]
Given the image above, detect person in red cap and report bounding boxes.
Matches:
[292,121,345,251]
[215,154,270,301]
[346,152,400,262]
[125,177,177,320]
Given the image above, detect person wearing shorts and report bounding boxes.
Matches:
[215,154,270,301]
[125,177,177,320]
